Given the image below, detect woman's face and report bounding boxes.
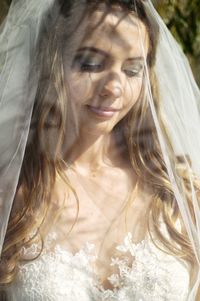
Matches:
[65,6,149,136]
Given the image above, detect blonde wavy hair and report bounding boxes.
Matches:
[0,0,198,298]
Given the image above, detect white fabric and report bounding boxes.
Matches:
[1,0,200,300]
[7,231,190,301]
[0,0,56,254]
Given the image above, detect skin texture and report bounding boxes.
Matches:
[47,6,152,289]
[66,9,148,134]
[64,6,149,170]
[1,3,198,299]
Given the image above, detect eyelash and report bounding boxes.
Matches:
[79,62,103,72]
[73,56,143,77]
[79,65,142,79]
[124,68,143,78]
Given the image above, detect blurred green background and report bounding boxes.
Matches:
[154,0,200,86]
[0,0,200,86]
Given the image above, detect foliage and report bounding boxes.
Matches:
[155,0,200,56]
[0,0,9,23]
[154,0,200,85]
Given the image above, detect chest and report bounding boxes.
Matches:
[52,168,151,245]
[17,172,190,300]
[12,231,190,301]
[46,171,152,286]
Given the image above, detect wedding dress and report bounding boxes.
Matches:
[1,0,199,300]
[6,228,190,301]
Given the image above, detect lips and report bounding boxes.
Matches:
[87,105,120,118]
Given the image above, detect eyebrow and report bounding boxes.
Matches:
[76,46,144,62]
[77,47,108,57]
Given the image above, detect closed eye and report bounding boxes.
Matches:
[124,69,143,77]
[79,62,103,72]
[123,64,144,78]
[72,54,105,73]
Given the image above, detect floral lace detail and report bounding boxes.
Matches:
[7,233,190,301]
[102,233,190,300]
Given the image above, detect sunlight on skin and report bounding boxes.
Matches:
[63,6,149,172]
[49,6,152,288]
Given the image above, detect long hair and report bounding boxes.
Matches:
[0,0,197,295]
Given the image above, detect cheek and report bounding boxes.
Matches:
[66,73,93,105]
[124,77,143,110]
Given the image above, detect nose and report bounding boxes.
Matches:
[99,73,123,99]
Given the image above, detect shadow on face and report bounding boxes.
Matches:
[62,3,149,137]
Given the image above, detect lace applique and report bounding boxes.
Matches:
[7,232,190,301]
[102,233,190,301]
[9,239,100,301]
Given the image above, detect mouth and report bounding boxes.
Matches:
[87,105,120,118]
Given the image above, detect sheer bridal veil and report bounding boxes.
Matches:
[0,0,200,299]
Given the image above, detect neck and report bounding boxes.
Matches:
[64,128,127,172]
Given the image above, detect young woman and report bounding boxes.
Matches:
[0,0,200,300]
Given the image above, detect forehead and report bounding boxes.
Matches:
[77,7,149,57]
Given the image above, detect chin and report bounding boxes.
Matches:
[81,122,117,136]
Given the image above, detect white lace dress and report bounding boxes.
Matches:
[6,231,190,301]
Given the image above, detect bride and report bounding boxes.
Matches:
[0,0,200,300]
